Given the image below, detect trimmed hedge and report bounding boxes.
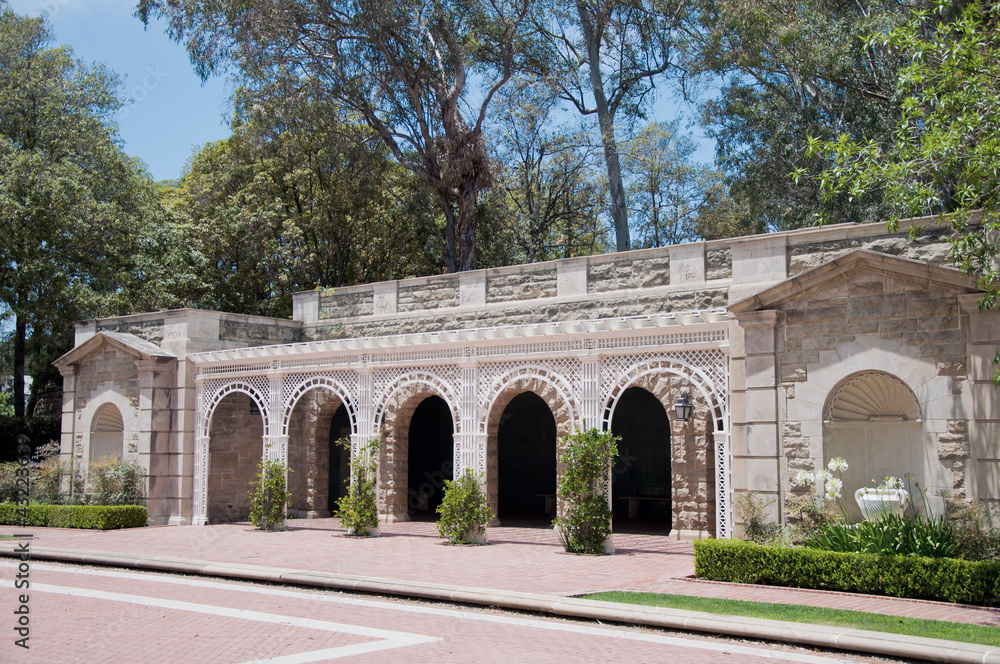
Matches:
[694,538,1000,605]
[0,503,147,530]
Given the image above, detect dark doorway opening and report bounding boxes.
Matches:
[498,392,557,523]
[407,396,454,519]
[610,386,671,533]
[327,403,351,512]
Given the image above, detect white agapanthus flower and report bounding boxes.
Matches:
[827,457,848,473]
[824,477,844,500]
[793,470,814,487]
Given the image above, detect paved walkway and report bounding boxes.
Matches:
[3,518,998,630]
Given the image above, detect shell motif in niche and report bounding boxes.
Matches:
[826,372,921,422]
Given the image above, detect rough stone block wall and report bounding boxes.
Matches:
[399,277,461,311]
[207,393,263,523]
[308,287,730,340]
[286,389,340,516]
[787,227,954,276]
[319,290,375,320]
[588,255,671,293]
[706,247,732,281]
[96,318,165,344]
[220,317,303,345]
[486,268,558,303]
[75,349,141,415]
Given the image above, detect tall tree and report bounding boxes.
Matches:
[680,0,910,231]
[491,80,608,262]
[805,0,1000,376]
[533,0,681,251]
[0,3,156,416]
[138,0,533,273]
[622,120,717,247]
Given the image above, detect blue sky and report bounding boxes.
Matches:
[7,0,713,181]
[8,0,233,182]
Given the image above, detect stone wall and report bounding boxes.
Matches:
[207,393,263,523]
[73,347,141,463]
[286,389,342,517]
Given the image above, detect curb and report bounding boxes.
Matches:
[5,546,999,664]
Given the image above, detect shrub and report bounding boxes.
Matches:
[0,503,147,529]
[88,456,146,506]
[694,538,1000,605]
[553,428,618,554]
[248,455,292,531]
[946,499,1000,561]
[737,491,782,545]
[334,437,381,536]
[437,469,491,544]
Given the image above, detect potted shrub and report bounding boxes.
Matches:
[248,455,292,531]
[553,428,619,554]
[436,468,491,545]
[334,437,381,537]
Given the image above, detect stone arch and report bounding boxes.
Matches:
[90,403,124,462]
[286,385,352,518]
[282,375,357,436]
[378,380,459,522]
[822,370,940,520]
[202,380,270,439]
[76,385,139,465]
[484,374,575,522]
[207,391,264,523]
[605,369,717,537]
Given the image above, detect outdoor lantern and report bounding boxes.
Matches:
[674,392,693,422]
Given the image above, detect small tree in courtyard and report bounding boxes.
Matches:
[335,437,381,536]
[437,469,492,545]
[553,428,619,554]
[249,454,291,531]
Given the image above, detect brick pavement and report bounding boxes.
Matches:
[2,518,998,630]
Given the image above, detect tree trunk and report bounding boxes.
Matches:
[440,192,458,273]
[14,315,25,418]
[457,180,477,272]
[577,1,631,252]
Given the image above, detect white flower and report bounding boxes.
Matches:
[879,476,904,490]
[827,457,848,473]
[793,471,814,487]
[824,477,843,500]
[817,469,833,483]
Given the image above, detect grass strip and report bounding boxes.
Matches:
[582,591,1000,647]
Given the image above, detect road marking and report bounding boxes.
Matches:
[5,562,854,663]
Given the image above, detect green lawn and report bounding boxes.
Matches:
[582,591,1000,647]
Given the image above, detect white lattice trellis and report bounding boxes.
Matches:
[372,366,463,429]
[200,377,272,438]
[477,359,581,434]
[280,372,360,436]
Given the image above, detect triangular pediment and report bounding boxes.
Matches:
[728,249,980,314]
[54,331,176,370]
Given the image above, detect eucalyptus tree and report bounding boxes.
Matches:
[490,79,608,262]
[0,3,156,416]
[138,0,534,273]
[680,0,910,232]
[532,0,683,252]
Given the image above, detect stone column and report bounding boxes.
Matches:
[135,357,177,525]
[57,365,79,499]
[730,310,781,533]
[959,294,1000,504]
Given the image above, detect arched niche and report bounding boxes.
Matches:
[90,403,124,461]
[823,371,942,520]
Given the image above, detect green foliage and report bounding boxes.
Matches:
[736,491,781,545]
[248,455,291,532]
[685,0,908,233]
[553,428,618,554]
[806,512,959,558]
[334,437,381,536]
[88,456,146,506]
[806,0,1000,356]
[0,503,147,529]
[436,469,492,545]
[694,539,1000,605]
[945,500,1000,562]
